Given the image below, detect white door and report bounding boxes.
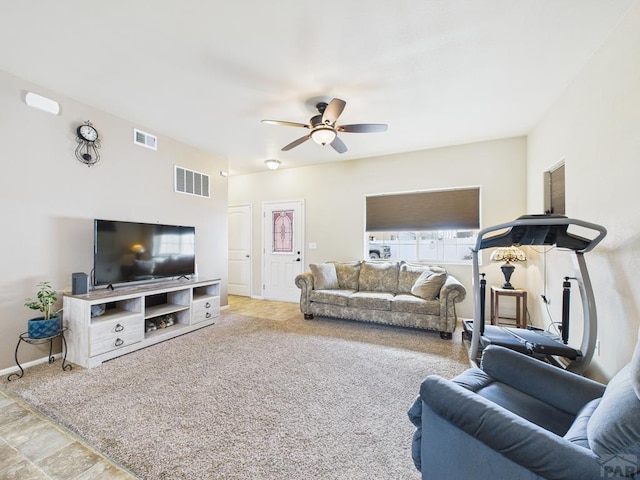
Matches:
[263,200,304,302]
[228,205,252,296]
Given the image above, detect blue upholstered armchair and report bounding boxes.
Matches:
[408,341,640,479]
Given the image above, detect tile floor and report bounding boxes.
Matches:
[0,296,298,480]
[0,389,137,479]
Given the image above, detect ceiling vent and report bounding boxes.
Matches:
[133,128,157,150]
[175,165,210,198]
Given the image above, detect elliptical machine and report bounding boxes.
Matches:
[465,214,606,373]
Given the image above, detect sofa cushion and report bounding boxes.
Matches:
[391,294,440,315]
[358,261,399,292]
[310,263,339,290]
[348,291,394,311]
[587,364,640,470]
[332,261,362,291]
[309,289,354,307]
[398,263,447,294]
[411,270,447,300]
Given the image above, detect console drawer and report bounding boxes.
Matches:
[90,315,143,357]
[192,297,220,324]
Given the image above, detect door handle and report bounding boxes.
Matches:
[295,258,301,262]
[245,254,250,258]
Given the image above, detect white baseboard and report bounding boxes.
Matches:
[0,353,62,378]
[220,305,230,311]
[251,295,264,300]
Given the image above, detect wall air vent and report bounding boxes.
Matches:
[133,128,158,150]
[174,165,210,198]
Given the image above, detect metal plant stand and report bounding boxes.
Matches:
[7,327,72,381]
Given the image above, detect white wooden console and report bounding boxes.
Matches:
[63,278,221,368]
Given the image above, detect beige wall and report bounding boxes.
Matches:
[0,70,228,372]
[527,1,640,381]
[229,136,528,319]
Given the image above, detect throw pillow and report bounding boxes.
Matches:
[411,270,447,300]
[332,261,362,290]
[310,263,339,290]
[398,262,447,293]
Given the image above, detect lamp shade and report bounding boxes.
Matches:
[490,246,527,264]
[311,127,336,145]
[490,246,526,290]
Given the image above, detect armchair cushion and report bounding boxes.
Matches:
[588,363,640,470]
[563,398,600,449]
[481,345,605,414]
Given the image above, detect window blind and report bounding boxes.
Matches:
[366,187,480,231]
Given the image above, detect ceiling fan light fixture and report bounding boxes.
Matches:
[264,159,281,170]
[311,127,336,146]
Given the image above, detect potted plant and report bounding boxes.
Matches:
[24,281,62,339]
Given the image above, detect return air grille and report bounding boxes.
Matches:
[175,165,210,198]
[133,128,157,150]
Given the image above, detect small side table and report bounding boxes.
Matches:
[491,287,527,328]
[7,327,72,381]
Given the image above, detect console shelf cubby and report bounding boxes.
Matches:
[63,278,221,368]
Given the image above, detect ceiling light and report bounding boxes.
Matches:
[265,159,281,170]
[311,127,336,146]
[25,92,60,115]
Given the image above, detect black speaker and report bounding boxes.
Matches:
[72,272,89,295]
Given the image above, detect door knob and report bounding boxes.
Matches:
[295,258,301,262]
[245,254,250,258]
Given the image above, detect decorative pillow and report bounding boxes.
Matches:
[410,270,447,300]
[398,262,447,294]
[309,263,339,290]
[358,261,399,293]
[332,261,362,290]
[587,364,640,472]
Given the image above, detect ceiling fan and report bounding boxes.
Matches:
[262,98,388,154]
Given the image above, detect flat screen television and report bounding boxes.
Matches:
[93,219,195,287]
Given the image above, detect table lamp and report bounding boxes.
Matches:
[490,246,527,289]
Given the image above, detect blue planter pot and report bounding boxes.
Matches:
[28,316,61,339]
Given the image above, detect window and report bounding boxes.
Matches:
[366,187,480,263]
[544,162,565,215]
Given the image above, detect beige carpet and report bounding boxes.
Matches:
[3,312,469,480]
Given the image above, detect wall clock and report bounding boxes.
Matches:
[75,121,101,167]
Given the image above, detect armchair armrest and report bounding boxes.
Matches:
[420,375,602,479]
[481,345,605,414]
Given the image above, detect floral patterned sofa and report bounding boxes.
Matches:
[295,261,466,339]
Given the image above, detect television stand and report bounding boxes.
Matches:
[63,278,221,368]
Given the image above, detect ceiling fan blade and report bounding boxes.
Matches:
[262,120,310,129]
[322,98,346,124]
[337,123,388,133]
[330,136,347,154]
[282,135,311,151]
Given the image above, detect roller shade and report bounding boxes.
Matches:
[366,188,480,231]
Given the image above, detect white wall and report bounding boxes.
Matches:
[0,70,228,371]
[229,136,528,319]
[527,1,640,381]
